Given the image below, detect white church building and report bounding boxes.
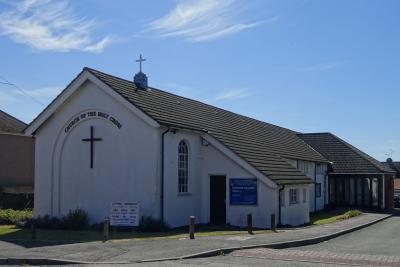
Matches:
[25,64,329,228]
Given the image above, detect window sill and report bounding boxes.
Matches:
[177,192,192,197]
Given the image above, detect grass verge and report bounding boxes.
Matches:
[0,225,272,243]
[310,209,362,225]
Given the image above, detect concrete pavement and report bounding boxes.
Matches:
[0,212,391,264]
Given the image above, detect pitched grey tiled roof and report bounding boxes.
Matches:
[0,110,26,133]
[299,133,393,174]
[86,68,329,185]
[382,160,400,177]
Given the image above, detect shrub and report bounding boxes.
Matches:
[32,215,64,230]
[28,209,89,230]
[0,209,33,225]
[138,216,170,232]
[62,208,88,230]
[337,210,362,221]
[345,210,362,218]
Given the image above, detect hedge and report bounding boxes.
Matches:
[0,209,33,225]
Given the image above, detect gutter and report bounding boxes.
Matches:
[278,185,285,226]
[160,122,208,134]
[160,128,170,223]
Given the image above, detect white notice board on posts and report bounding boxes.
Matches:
[110,202,139,226]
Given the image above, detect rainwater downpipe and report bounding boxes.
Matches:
[160,128,170,223]
[278,185,285,226]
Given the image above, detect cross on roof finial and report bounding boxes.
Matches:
[136,54,146,73]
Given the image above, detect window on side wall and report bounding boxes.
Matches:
[178,140,189,193]
[289,189,299,205]
[315,183,322,198]
[303,188,307,203]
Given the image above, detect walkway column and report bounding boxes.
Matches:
[378,177,382,208]
[354,178,358,206]
[361,178,365,207]
[369,177,373,208]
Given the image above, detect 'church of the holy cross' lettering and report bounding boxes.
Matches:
[25,56,395,228]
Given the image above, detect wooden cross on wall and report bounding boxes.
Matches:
[82,126,102,168]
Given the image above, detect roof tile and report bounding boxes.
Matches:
[0,110,26,133]
[299,133,393,174]
[87,68,329,185]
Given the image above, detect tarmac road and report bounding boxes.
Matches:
[291,215,400,256]
[127,215,400,266]
[13,214,400,266]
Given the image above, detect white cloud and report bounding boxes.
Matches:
[146,0,272,42]
[0,86,62,105]
[0,0,111,52]
[297,61,344,73]
[215,89,252,101]
[0,90,17,103]
[83,36,112,53]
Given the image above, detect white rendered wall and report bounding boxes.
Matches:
[299,160,316,212]
[297,160,328,212]
[163,130,203,228]
[163,130,278,228]
[315,163,328,211]
[280,185,310,226]
[34,81,161,223]
[201,142,277,229]
[34,79,311,228]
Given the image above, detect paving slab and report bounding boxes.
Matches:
[0,212,390,264]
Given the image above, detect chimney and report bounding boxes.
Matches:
[134,54,148,90]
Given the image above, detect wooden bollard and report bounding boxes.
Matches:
[30,221,36,240]
[103,218,109,242]
[247,213,253,234]
[189,216,195,239]
[271,214,276,232]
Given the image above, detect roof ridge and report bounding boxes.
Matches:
[91,69,317,180]
[26,66,329,185]
[0,109,27,126]
[328,132,392,173]
[85,67,299,135]
[299,132,332,135]
[296,133,330,163]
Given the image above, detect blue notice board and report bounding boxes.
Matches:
[229,178,257,205]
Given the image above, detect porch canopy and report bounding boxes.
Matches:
[299,133,395,209]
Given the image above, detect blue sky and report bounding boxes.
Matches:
[0,0,399,160]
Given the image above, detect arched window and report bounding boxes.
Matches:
[178,140,189,193]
